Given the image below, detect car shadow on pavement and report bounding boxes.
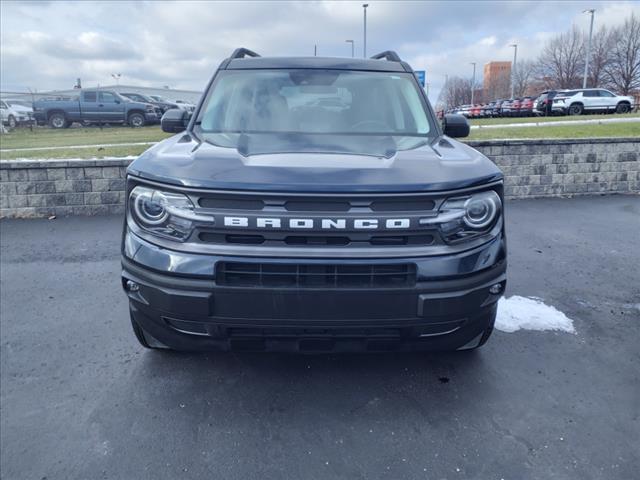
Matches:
[128,349,498,413]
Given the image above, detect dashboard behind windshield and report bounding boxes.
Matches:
[195,69,435,156]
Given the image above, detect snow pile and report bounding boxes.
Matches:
[496,296,576,334]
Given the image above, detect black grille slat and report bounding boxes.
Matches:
[370,199,435,212]
[217,262,416,288]
[191,191,455,249]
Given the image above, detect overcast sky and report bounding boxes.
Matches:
[2,0,639,102]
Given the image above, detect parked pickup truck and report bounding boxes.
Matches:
[33,89,159,128]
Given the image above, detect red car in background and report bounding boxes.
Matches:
[519,97,536,116]
[470,104,483,118]
[510,98,522,117]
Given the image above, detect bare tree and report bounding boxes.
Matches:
[537,26,585,88]
[512,60,536,97]
[604,13,640,94]
[587,25,613,88]
[437,76,473,109]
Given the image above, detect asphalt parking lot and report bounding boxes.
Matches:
[1,195,639,480]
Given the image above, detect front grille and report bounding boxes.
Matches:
[216,262,417,288]
[188,191,447,249]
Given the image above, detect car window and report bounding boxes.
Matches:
[99,92,117,103]
[83,92,97,102]
[583,91,598,97]
[0,101,7,109]
[598,90,615,97]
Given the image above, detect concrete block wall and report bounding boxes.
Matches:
[1,159,129,218]
[467,138,639,198]
[1,138,638,218]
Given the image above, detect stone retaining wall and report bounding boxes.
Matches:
[1,138,638,218]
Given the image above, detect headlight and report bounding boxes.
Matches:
[128,186,213,241]
[420,190,502,243]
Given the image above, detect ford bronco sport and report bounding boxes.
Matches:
[121,48,506,352]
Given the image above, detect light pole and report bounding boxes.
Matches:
[583,9,595,88]
[470,62,476,105]
[510,44,518,99]
[346,39,354,58]
[111,73,121,86]
[362,4,369,58]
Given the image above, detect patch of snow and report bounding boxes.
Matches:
[496,296,576,334]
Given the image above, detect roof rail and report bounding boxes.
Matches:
[230,48,260,59]
[370,50,402,62]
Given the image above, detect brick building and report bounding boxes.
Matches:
[483,61,511,100]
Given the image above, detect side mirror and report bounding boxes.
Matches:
[442,114,470,138]
[161,108,191,133]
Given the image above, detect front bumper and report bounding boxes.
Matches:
[144,112,159,123]
[121,228,506,352]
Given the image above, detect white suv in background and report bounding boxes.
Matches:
[0,100,27,128]
[553,88,634,115]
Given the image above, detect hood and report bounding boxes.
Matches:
[128,134,502,193]
[9,105,33,113]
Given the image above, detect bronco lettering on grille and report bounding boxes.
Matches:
[223,217,411,230]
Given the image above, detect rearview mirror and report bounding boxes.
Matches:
[442,114,470,138]
[161,108,191,133]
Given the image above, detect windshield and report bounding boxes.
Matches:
[195,69,434,157]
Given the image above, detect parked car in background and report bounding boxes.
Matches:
[510,98,523,117]
[552,88,634,115]
[149,96,197,113]
[5,99,35,123]
[175,99,197,112]
[482,102,496,118]
[121,92,177,115]
[470,104,482,118]
[457,105,472,118]
[492,99,506,117]
[535,90,563,115]
[519,97,536,116]
[500,99,514,116]
[1,100,30,127]
[33,89,159,128]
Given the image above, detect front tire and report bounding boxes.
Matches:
[568,103,583,116]
[615,102,630,114]
[48,112,69,129]
[128,112,145,128]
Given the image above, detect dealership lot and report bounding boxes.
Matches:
[1,195,639,479]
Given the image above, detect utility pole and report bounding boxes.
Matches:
[470,62,476,105]
[583,9,595,88]
[362,4,369,58]
[510,44,518,99]
[111,73,121,86]
[314,44,317,57]
[346,39,354,58]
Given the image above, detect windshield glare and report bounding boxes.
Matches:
[196,69,434,156]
